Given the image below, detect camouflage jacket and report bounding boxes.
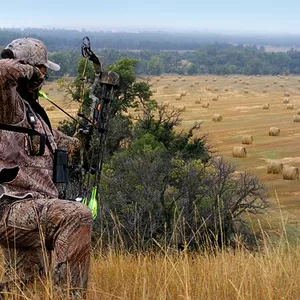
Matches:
[0,59,79,200]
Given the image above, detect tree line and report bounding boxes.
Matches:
[45,43,300,79]
[1,28,300,77]
[1,28,300,51]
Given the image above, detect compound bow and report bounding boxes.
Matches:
[76,36,120,219]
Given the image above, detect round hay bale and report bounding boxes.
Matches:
[175,95,182,100]
[284,92,290,97]
[269,127,280,136]
[241,135,253,145]
[181,91,187,96]
[296,109,300,115]
[46,105,55,111]
[212,114,222,122]
[202,102,209,108]
[263,103,270,109]
[212,96,218,101]
[232,147,247,158]
[195,100,201,104]
[283,166,299,180]
[287,104,294,109]
[293,115,300,122]
[177,105,186,112]
[267,161,283,174]
[283,97,290,103]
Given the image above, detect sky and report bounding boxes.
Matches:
[1,0,300,34]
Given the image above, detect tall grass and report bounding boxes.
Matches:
[4,243,300,300]
[1,198,300,300]
[88,244,300,300]
[87,204,300,300]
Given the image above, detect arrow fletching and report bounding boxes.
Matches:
[38,90,51,101]
[88,187,98,220]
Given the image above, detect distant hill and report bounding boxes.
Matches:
[0,28,299,51]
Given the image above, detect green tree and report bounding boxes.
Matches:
[146,56,164,75]
[101,148,267,250]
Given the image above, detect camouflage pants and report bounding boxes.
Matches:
[0,197,93,296]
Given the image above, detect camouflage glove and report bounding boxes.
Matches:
[74,127,92,152]
[70,136,82,152]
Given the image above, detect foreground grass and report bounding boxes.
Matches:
[88,245,300,300]
[2,239,300,299]
[0,198,297,299]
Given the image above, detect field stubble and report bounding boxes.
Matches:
[149,75,300,231]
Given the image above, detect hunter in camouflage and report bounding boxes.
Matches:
[0,38,93,298]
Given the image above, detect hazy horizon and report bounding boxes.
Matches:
[1,0,300,35]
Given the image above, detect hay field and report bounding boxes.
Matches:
[41,82,79,127]
[43,75,300,233]
[149,74,300,233]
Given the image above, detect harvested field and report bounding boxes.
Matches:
[43,74,300,232]
[144,74,300,231]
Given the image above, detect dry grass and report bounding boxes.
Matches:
[3,212,300,300]
[87,245,300,300]
[40,82,79,128]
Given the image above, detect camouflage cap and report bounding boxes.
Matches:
[5,37,60,71]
